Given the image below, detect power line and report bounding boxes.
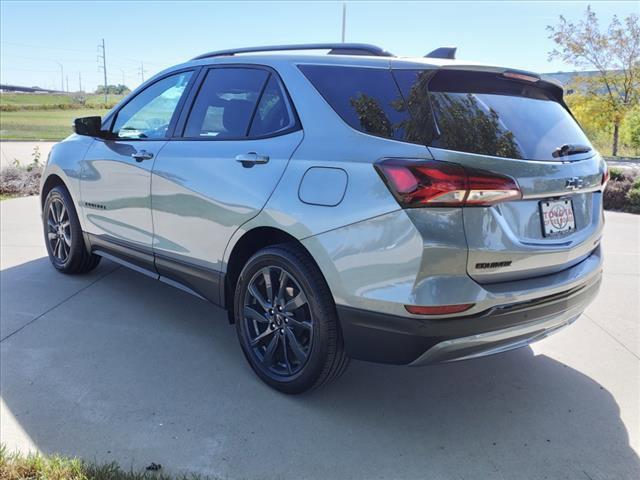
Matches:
[2,39,164,91]
[0,41,95,53]
[0,67,60,73]
[110,55,163,67]
[0,53,96,64]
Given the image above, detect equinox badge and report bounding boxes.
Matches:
[475,261,513,269]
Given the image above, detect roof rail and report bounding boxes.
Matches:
[191,43,394,60]
[425,47,457,60]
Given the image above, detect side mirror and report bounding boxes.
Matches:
[73,116,105,137]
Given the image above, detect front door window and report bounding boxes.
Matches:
[112,71,192,139]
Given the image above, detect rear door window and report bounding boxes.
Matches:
[184,67,297,139]
[299,65,414,142]
[249,75,295,137]
[184,68,269,138]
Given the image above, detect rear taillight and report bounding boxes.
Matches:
[375,159,521,208]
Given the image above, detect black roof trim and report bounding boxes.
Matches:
[191,43,394,60]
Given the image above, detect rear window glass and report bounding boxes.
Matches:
[398,69,593,161]
[249,75,294,137]
[299,65,414,142]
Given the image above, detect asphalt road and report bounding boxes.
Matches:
[1,196,638,480]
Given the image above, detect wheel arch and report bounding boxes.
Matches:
[223,226,322,323]
[40,168,88,233]
[41,173,67,208]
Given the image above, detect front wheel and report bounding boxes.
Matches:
[43,185,100,274]
[234,244,349,394]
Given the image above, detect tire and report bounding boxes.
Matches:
[43,185,101,274]
[234,244,349,394]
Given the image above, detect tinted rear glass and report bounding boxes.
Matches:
[299,65,414,142]
[249,75,294,137]
[397,69,593,161]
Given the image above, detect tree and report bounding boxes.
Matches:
[350,93,394,138]
[95,84,130,95]
[429,93,522,159]
[622,107,640,155]
[547,6,640,156]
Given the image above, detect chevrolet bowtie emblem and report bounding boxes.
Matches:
[565,177,583,190]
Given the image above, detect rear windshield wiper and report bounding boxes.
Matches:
[552,143,592,158]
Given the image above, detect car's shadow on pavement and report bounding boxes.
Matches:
[1,257,638,479]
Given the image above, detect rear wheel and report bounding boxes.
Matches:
[234,244,349,394]
[43,186,100,274]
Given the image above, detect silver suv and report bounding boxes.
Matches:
[40,44,606,393]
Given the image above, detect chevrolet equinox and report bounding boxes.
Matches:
[40,44,606,393]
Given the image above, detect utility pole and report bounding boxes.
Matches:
[138,61,146,83]
[341,3,346,43]
[119,68,126,87]
[54,61,64,92]
[97,38,108,102]
[78,72,82,92]
[66,75,69,93]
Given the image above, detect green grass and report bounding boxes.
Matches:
[0,445,209,480]
[0,193,17,201]
[85,94,125,106]
[0,92,123,140]
[0,92,76,107]
[0,108,111,140]
[0,92,125,107]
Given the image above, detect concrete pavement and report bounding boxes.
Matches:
[0,142,56,169]
[1,196,639,479]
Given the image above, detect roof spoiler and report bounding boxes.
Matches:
[425,47,457,60]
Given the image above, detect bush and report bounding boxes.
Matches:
[609,167,626,181]
[603,177,633,210]
[603,166,640,213]
[627,185,640,212]
[0,164,42,196]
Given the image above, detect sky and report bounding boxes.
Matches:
[1,1,638,92]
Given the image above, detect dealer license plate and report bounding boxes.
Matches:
[540,199,576,237]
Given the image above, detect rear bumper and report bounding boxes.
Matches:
[337,269,601,365]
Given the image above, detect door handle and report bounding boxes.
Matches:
[131,150,154,162]
[235,152,269,168]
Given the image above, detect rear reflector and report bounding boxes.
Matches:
[602,164,610,186]
[405,303,474,315]
[375,159,521,207]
